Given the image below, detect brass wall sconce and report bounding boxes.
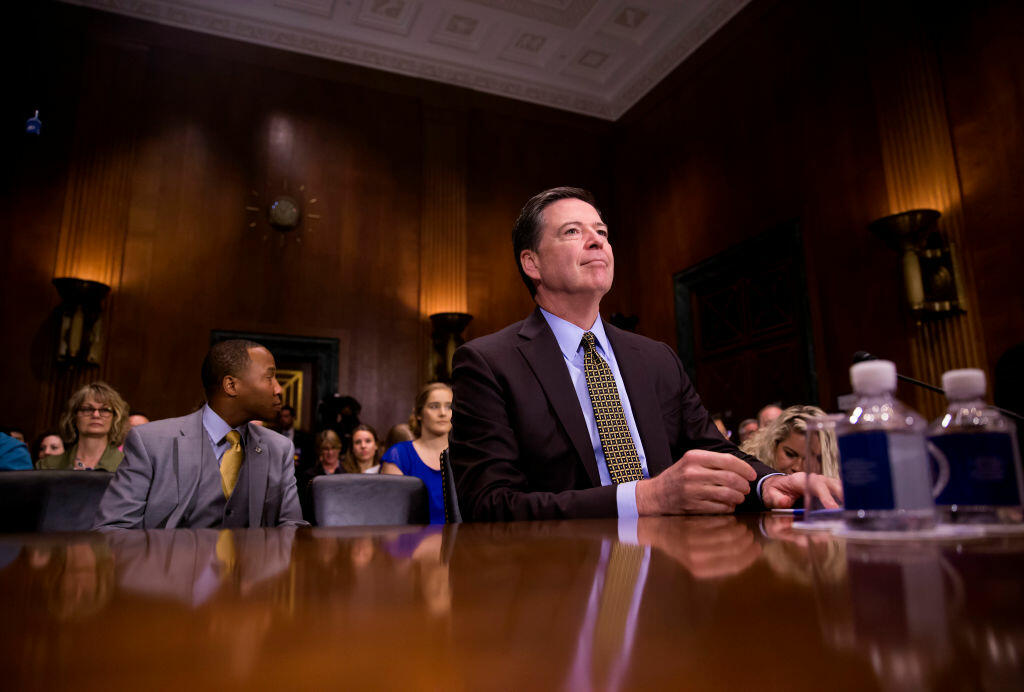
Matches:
[429,312,473,382]
[53,277,110,366]
[868,210,966,318]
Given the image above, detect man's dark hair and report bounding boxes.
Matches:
[281,405,296,415]
[512,186,600,297]
[201,339,264,396]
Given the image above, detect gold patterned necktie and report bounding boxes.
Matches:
[215,529,237,579]
[581,331,644,483]
[220,430,244,499]
[593,542,645,682]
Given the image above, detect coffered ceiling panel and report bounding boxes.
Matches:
[61,0,751,120]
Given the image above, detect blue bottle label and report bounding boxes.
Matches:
[928,432,1022,507]
[838,431,896,510]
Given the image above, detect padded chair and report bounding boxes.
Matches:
[312,474,429,527]
[440,448,462,523]
[0,470,113,532]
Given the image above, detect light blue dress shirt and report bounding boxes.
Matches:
[540,309,648,518]
[201,405,248,465]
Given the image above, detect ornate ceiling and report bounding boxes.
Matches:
[62,0,751,120]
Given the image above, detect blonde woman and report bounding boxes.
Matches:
[740,405,838,478]
[38,382,128,472]
[298,429,347,523]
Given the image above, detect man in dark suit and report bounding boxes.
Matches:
[275,405,315,473]
[94,339,307,529]
[450,187,825,520]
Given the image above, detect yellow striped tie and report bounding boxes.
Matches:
[220,430,243,499]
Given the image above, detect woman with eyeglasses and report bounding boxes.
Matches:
[298,428,348,523]
[381,382,452,524]
[37,382,128,471]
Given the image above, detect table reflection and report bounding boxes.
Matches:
[0,516,1022,690]
[806,531,1024,690]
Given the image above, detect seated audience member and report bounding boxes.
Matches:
[320,394,362,453]
[38,382,127,472]
[741,405,835,475]
[1,427,26,443]
[757,403,783,428]
[34,431,66,461]
[736,418,759,444]
[382,422,414,452]
[1,432,33,471]
[93,339,306,529]
[381,383,451,524]
[127,411,150,429]
[310,430,346,477]
[343,424,382,474]
[449,187,829,520]
[274,404,315,472]
[299,429,346,523]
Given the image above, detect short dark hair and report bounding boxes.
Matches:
[201,339,264,396]
[281,405,295,416]
[512,187,600,297]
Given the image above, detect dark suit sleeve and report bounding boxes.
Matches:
[662,342,774,512]
[450,342,617,521]
[274,439,308,527]
[93,428,154,530]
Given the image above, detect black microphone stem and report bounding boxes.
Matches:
[896,374,945,395]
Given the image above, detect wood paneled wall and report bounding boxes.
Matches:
[1,3,609,435]
[934,0,1024,385]
[3,0,1021,438]
[608,0,1024,419]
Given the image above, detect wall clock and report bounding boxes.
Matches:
[245,179,321,245]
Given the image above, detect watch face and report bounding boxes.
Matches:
[268,196,301,231]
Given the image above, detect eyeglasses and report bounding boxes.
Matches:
[77,406,114,417]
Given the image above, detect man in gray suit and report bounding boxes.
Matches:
[94,339,307,529]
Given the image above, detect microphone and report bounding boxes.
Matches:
[850,351,1024,421]
[851,350,876,364]
[852,351,945,394]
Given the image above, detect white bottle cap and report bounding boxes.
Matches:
[942,368,986,400]
[850,360,897,396]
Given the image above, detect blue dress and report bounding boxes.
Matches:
[382,441,445,524]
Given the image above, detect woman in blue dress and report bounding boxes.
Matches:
[381,382,452,524]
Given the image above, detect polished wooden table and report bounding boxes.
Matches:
[1,515,1022,690]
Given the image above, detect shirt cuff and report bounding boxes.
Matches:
[617,517,639,545]
[756,472,785,501]
[616,480,640,519]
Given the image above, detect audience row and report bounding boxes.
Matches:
[2,371,820,527]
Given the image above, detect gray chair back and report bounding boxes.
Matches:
[312,474,429,527]
[440,448,462,523]
[0,470,113,532]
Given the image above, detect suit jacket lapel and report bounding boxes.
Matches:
[604,322,673,475]
[517,309,602,486]
[168,410,205,528]
[246,424,269,527]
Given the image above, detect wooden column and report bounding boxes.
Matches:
[39,40,148,431]
[867,2,985,417]
[419,107,468,380]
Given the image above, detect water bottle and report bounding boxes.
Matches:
[836,360,936,531]
[927,369,1024,524]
